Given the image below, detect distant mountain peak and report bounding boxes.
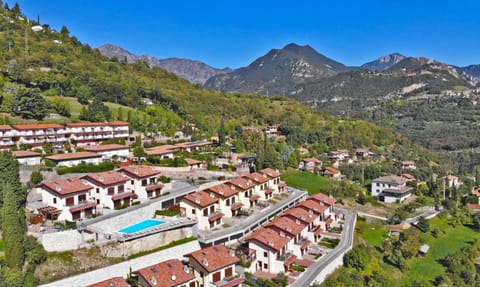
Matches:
[361,53,406,71]
[98,44,231,84]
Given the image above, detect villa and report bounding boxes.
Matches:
[371,175,413,203]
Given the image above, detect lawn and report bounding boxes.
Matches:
[400,216,479,284]
[281,170,336,195]
[355,217,388,247]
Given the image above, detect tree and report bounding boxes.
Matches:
[2,182,26,270]
[0,91,14,112]
[30,171,43,185]
[416,216,430,233]
[49,96,71,117]
[344,244,369,270]
[218,117,225,145]
[79,97,111,122]
[12,2,21,15]
[12,88,49,120]
[60,25,70,36]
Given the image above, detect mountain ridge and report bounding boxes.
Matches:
[98,43,232,84]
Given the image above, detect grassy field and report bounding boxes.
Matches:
[400,216,479,284]
[281,170,336,195]
[355,217,388,247]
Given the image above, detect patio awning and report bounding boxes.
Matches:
[231,202,244,211]
[69,201,97,213]
[208,212,224,222]
[111,191,136,201]
[300,240,312,250]
[146,183,164,191]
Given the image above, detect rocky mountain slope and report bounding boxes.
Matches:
[98,44,231,84]
[361,53,406,71]
[204,43,350,95]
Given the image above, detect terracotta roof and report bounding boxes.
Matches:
[259,168,281,178]
[135,259,195,287]
[231,202,244,211]
[111,192,136,201]
[267,216,306,236]
[227,177,256,190]
[0,125,12,131]
[13,123,64,130]
[41,177,92,196]
[69,201,97,213]
[246,228,290,252]
[145,183,164,191]
[120,165,160,179]
[383,186,413,194]
[283,207,317,224]
[400,173,416,181]
[216,278,245,287]
[186,245,239,273]
[206,183,238,198]
[182,191,218,208]
[243,172,269,184]
[82,171,129,186]
[300,240,312,250]
[373,175,408,185]
[446,175,459,180]
[84,144,129,152]
[265,188,274,195]
[66,122,110,127]
[46,152,101,161]
[297,200,329,214]
[310,193,336,206]
[145,145,179,156]
[472,188,480,197]
[12,150,41,158]
[302,157,322,164]
[108,121,129,126]
[86,276,129,287]
[284,255,297,268]
[467,203,480,210]
[208,212,224,222]
[184,158,205,165]
[324,166,340,175]
[249,194,260,201]
[174,140,211,148]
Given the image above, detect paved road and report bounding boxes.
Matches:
[292,210,357,287]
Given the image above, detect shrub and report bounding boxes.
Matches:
[57,161,115,175]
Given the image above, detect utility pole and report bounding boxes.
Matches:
[442,177,446,201]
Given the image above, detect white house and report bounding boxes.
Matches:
[445,175,462,188]
[186,245,243,287]
[266,216,310,257]
[144,145,179,159]
[298,157,323,172]
[204,183,242,217]
[400,161,416,170]
[12,123,67,148]
[244,172,274,200]
[12,150,42,166]
[120,165,163,199]
[134,259,196,287]
[0,125,15,150]
[259,167,286,193]
[82,171,134,209]
[45,152,102,167]
[225,177,257,208]
[39,177,96,221]
[180,191,222,230]
[83,144,130,161]
[371,175,413,203]
[322,166,343,181]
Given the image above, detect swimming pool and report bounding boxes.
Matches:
[119,219,166,234]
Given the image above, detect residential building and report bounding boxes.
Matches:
[45,152,102,167]
[266,216,309,257]
[243,172,273,200]
[328,149,350,162]
[180,191,222,230]
[445,175,462,188]
[186,245,243,287]
[134,259,196,287]
[205,183,242,217]
[83,144,129,161]
[247,227,292,274]
[400,161,416,170]
[472,187,480,204]
[185,158,207,169]
[283,207,317,233]
[120,165,163,199]
[0,125,15,150]
[86,277,129,287]
[309,193,336,219]
[12,123,67,147]
[12,150,42,166]
[259,167,285,193]
[371,175,413,203]
[296,200,330,230]
[174,140,211,152]
[82,171,134,209]
[144,145,179,159]
[322,166,343,181]
[226,177,257,208]
[66,122,123,146]
[298,157,322,172]
[39,177,96,221]
[355,148,375,158]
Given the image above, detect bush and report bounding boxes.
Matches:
[57,161,115,175]
[159,175,171,183]
[30,171,43,185]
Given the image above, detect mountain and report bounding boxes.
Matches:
[289,57,479,150]
[98,44,232,84]
[204,43,350,96]
[361,53,406,71]
[456,64,480,85]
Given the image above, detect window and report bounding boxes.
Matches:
[108,187,115,195]
[189,282,195,287]
[96,188,100,194]
[203,208,208,216]
[141,179,147,186]
[212,271,221,282]
[210,205,214,213]
[232,197,235,204]
[263,263,268,269]
[192,209,196,215]
[66,197,74,206]
[53,198,57,204]
[225,266,233,277]
[78,194,86,202]
[263,251,268,257]
[118,185,124,193]
[130,180,134,185]
[226,199,230,206]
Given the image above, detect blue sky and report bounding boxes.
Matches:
[9,0,480,68]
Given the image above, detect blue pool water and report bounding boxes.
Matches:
[119,219,166,234]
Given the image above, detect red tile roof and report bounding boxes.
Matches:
[11,150,41,158]
[297,200,329,214]
[231,202,244,211]
[310,193,336,206]
[182,191,219,208]
[259,168,281,178]
[302,157,322,164]
[473,188,480,197]
[82,171,129,186]
[84,144,129,152]
[111,192,136,201]
[13,123,64,130]
[135,259,195,287]
[247,228,290,252]
[144,145,179,156]
[206,183,238,198]
[0,125,12,131]
[243,172,269,184]
[324,166,340,175]
[186,245,239,273]
[208,212,224,222]
[86,276,129,287]
[121,165,160,179]
[41,178,92,196]
[146,183,164,191]
[46,152,101,161]
[227,177,256,190]
[67,121,128,127]
[69,201,97,213]
[108,121,129,126]
[184,158,206,165]
[283,207,317,224]
[267,217,306,237]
